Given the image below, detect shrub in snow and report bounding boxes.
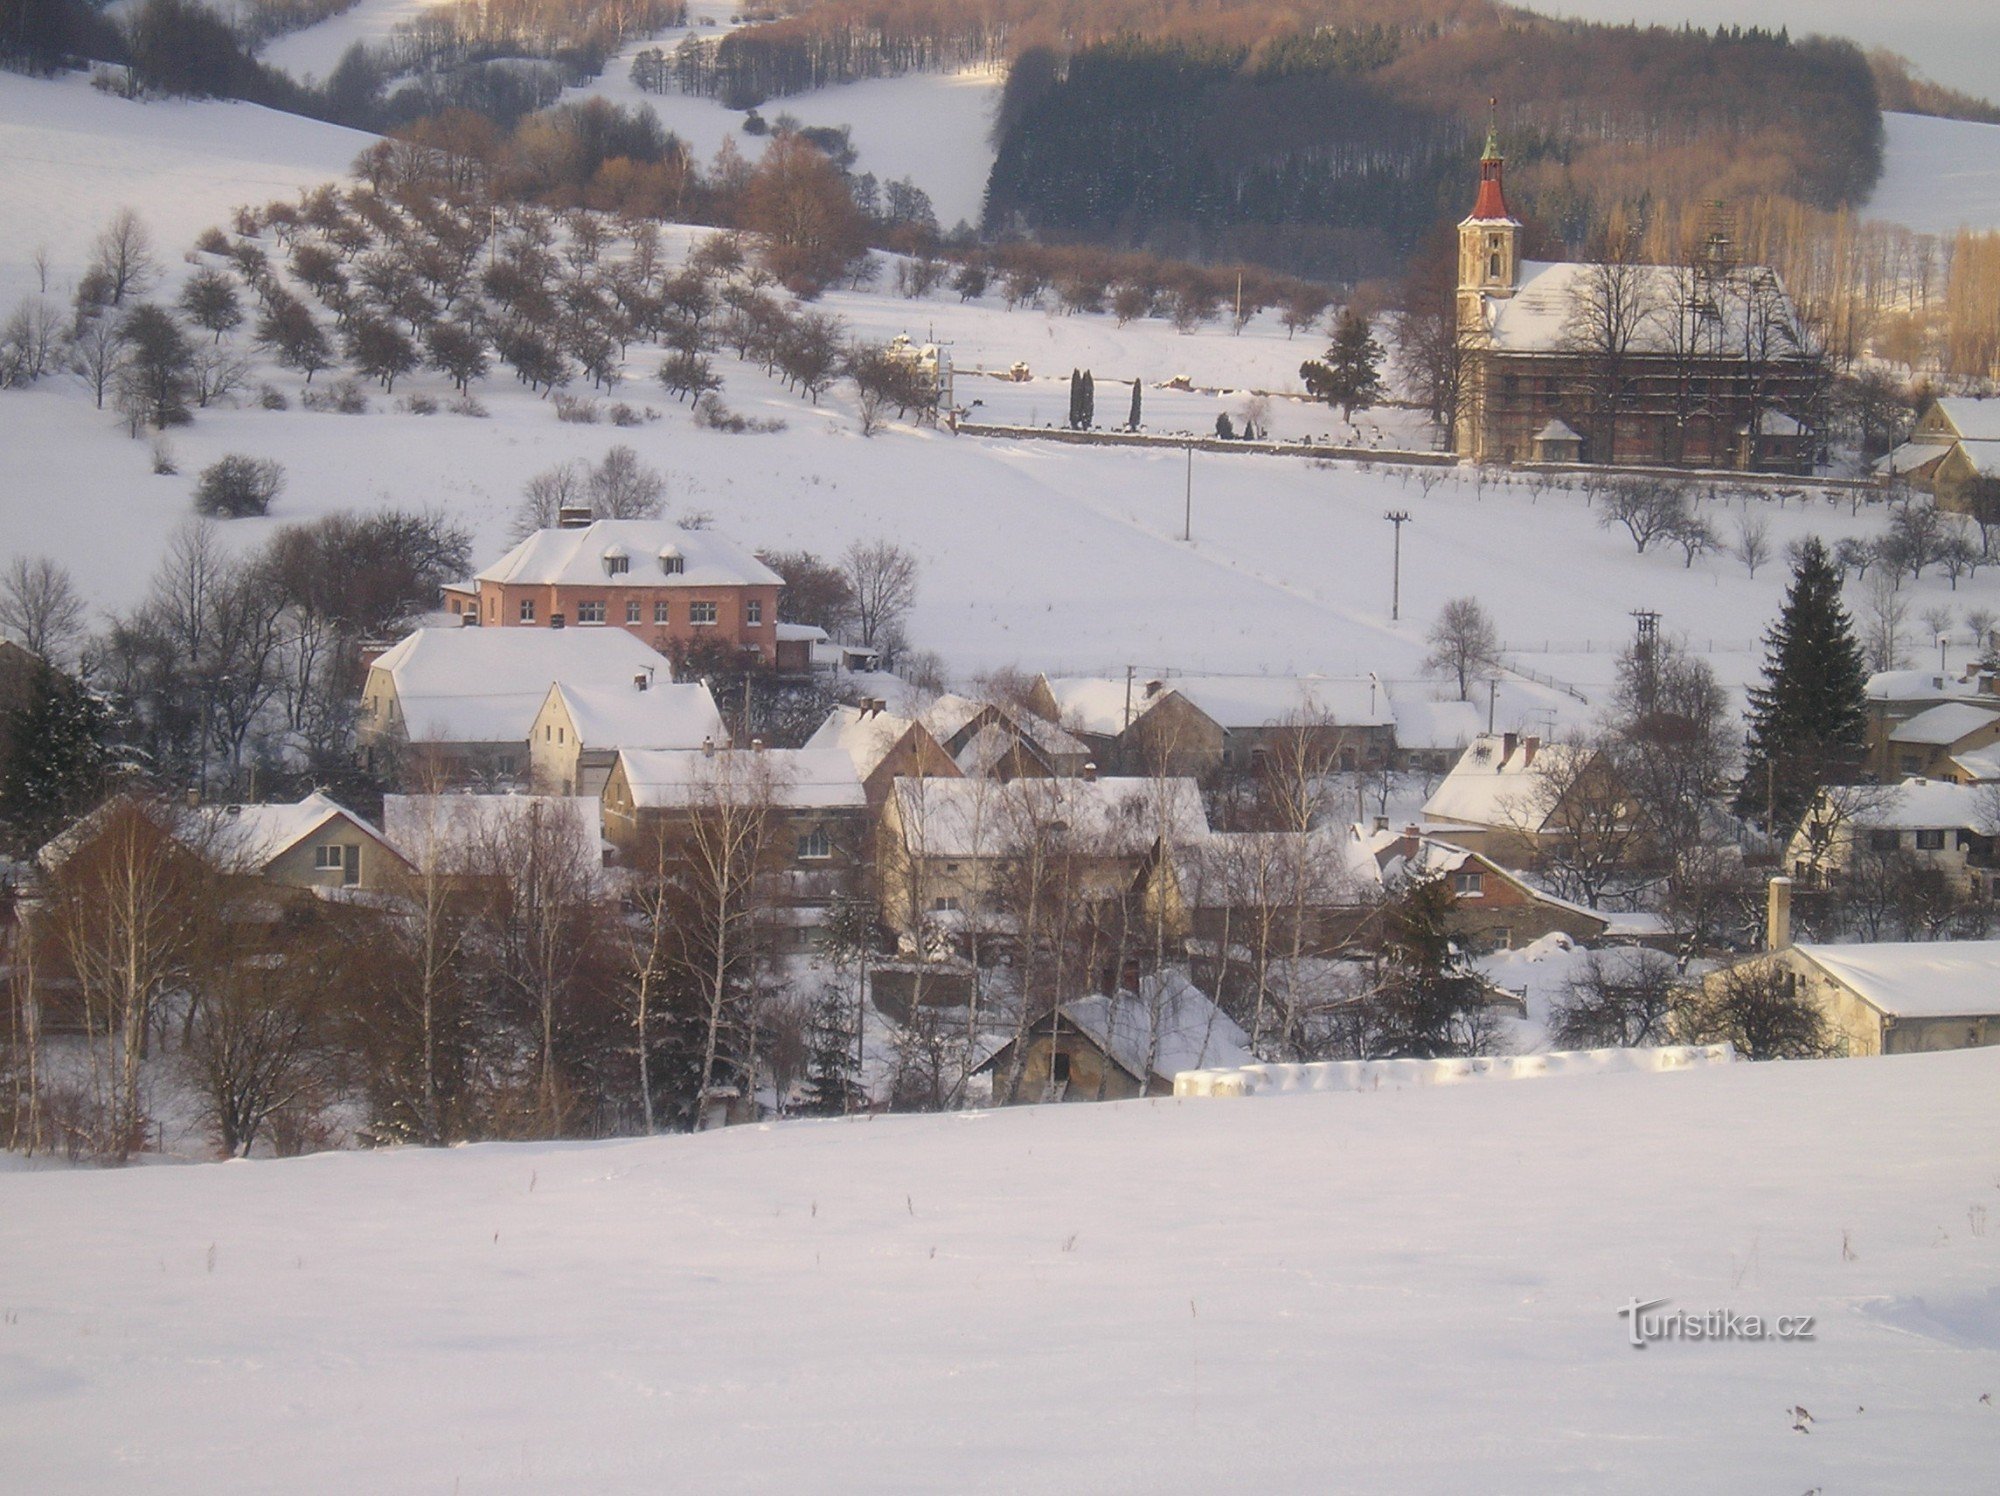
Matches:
[449,395,489,418]
[257,384,288,411]
[554,394,599,423]
[194,454,284,518]
[401,393,439,416]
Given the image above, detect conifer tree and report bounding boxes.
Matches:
[1300,309,1385,422]
[1066,367,1082,429]
[1127,377,1141,431]
[1738,536,1868,830]
[0,662,108,855]
[797,985,862,1116]
[1369,873,1490,1058]
[1080,368,1094,428]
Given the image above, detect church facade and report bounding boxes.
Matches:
[1451,135,1819,473]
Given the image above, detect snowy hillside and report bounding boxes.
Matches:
[4,69,1996,720]
[5,1048,1998,1491]
[1867,112,2000,238]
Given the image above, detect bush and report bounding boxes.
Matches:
[554,393,600,423]
[194,454,285,517]
[257,384,289,410]
[608,401,652,427]
[400,392,439,415]
[693,393,784,434]
[449,394,489,418]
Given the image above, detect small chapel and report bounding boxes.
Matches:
[1451,129,1818,473]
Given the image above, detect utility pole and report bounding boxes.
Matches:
[1384,511,1411,621]
[1124,663,1135,731]
[1487,675,1499,734]
[1184,440,1194,542]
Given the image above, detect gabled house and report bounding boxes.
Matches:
[1787,778,1995,895]
[380,792,606,891]
[359,625,672,787]
[528,678,724,797]
[471,518,783,661]
[1383,689,1483,775]
[1362,826,1638,952]
[1163,674,1398,774]
[600,745,869,947]
[922,692,1094,780]
[40,791,407,895]
[1420,732,1625,867]
[802,698,961,808]
[1883,701,2000,783]
[878,773,1208,944]
[1026,675,1224,777]
[1138,826,1384,957]
[976,971,1252,1103]
[1880,397,2000,509]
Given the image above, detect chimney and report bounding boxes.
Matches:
[1082,760,1098,782]
[1372,814,1389,833]
[557,504,592,530]
[702,736,715,758]
[1522,734,1540,766]
[751,738,765,752]
[1500,731,1518,762]
[1144,680,1164,699]
[1767,876,1792,951]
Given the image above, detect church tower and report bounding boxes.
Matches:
[1456,118,1520,335]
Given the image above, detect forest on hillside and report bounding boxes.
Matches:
[982,22,1883,280]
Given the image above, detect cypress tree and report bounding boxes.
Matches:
[1738,536,1868,830]
[1080,368,1094,428]
[1128,377,1141,431]
[1066,367,1082,428]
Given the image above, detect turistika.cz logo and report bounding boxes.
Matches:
[1617,1297,1817,1349]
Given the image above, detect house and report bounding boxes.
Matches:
[381,793,606,888]
[1787,778,1995,895]
[358,626,671,787]
[1882,701,2000,782]
[528,678,724,797]
[1880,397,2000,509]
[1383,688,1484,774]
[921,692,1094,779]
[39,791,407,895]
[1863,667,2000,778]
[468,518,783,661]
[1452,132,1816,471]
[1420,732,1624,867]
[878,773,1208,944]
[1363,826,1641,952]
[802,699,961,808]
[774,622,880,676]
[1138,826,1385,957]
[600,745,868,947]
[1705,881,2000,1057]
[976,971,1252,1103]
[1026,675,1224,777]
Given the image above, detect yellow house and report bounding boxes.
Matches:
[528,678,723,797]
[1881,397,2000,509]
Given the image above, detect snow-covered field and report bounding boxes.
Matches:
[8,71,1979,722]
[1867,112,2000,238]
[4,1047,1997,1491]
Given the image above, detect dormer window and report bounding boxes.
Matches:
[603,549,630,576]
[659,548,684,576]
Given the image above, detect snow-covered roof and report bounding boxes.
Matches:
[924,693,1091,763]
[804,704,921,780]
[1172,827,1382,905]
[371,627,670,744]
[1481,261,1806,358]
[1845,777,1988,831]
[1535,419,1582,443]
[1053,972,1253,1084]
[1421,734,1588,832]
[1796,940,2000,1018]
[203,792,395,870]
[893,775,1206,858]
[1385,690,1483,753]
[1934,397,2000,444]
[381,794,604,868]
[614,747,865,810]
[1038,676,1158,737]
[1866,669,1981,705]
[1164,674,1394,731]
[1877,439,1952,476]
[1888,701,2000,747]
[475,520,783,589]
[546,680,723,751]
[1949,749,2000,784]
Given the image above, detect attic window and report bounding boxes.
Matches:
[659,549,684,576]
[604,552,630,576]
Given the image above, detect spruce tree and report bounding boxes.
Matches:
[0,662,109,855]
[1739,536,1868,830]
[797,985,863,1116]
[1371,873,1489,1058]
[1300,309,1386,422]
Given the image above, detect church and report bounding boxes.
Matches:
[1451,132,1819,473]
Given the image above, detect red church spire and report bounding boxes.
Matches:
[1468,99,1513,222]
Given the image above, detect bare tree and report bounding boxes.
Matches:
[1596,476,1690,554]
[843,539,918,652]
[1860,568,1910,672]
[1550,948,1678,1048]
[0,555,87,664]
[1733,511,1772,577]
[588,444,667,519]
[1671,961,1835,1060]
[1423,596,1503,701]
[69,313,129,409]
[90,208,157,309]
[1560,259,1658,462]
[512,459,589,537]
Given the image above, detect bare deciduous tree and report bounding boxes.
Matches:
[843,539,917,652]
[1423,596,1502,701]
[0,555,87,664]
